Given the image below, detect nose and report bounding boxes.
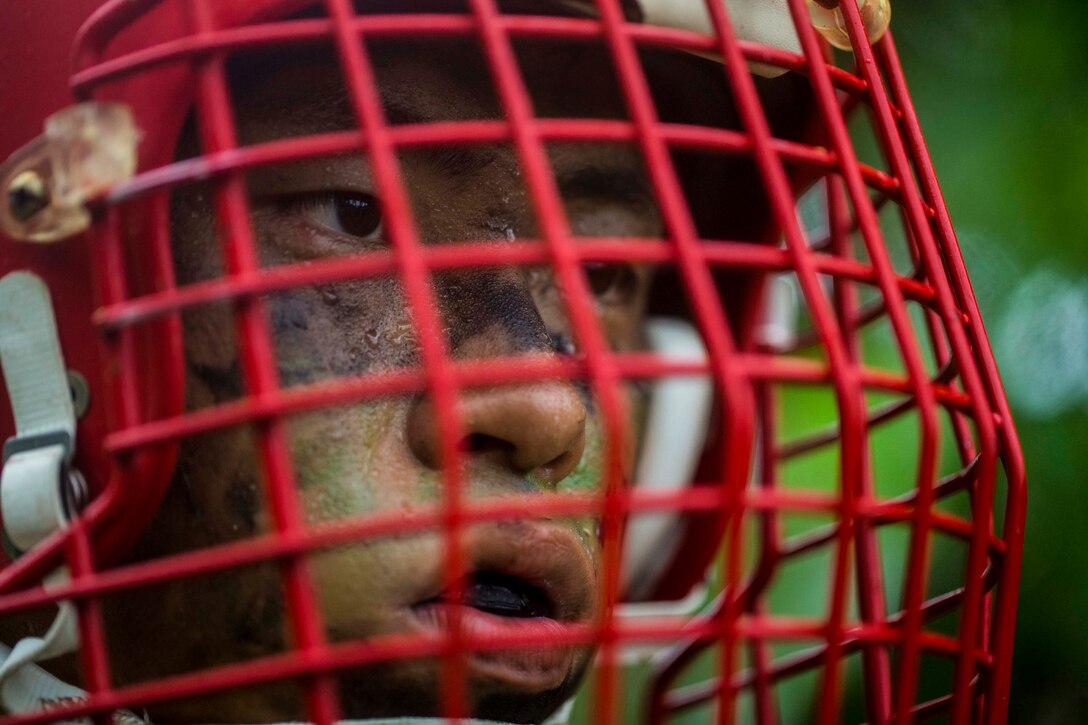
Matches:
[407,381,587,487]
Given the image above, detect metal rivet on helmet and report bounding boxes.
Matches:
[6,170,50,223]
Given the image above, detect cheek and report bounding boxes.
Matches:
[556,412,604,497]
[289,401,450,636]
[556,380,648,491]
[269,282,416,386]
[182,303,238,374]
[308,533,444,640]
[600,268,654,353]
[553,384,645,560]
[291,400,434,525]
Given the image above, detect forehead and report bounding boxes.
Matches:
[228,36,632,140]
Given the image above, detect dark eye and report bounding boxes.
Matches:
[583,262,638,304]
[330,192,382,239]
[299,191,383,241]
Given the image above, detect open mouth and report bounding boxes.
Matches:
[408,572,574,692]
[402,522,596,694]
[413,571,553,620]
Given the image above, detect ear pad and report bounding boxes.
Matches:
[622,317,712,600]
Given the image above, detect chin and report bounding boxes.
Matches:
[326,520,600,722]
[333,652,592,724]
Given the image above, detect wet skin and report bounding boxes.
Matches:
[94,36,659,724]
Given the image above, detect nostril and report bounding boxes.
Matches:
[459,432,581,486]
[460,433,513,457]
[532,428,586,486]
[406,382,588,485]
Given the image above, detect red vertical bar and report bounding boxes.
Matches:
[589,2,759,723]
[68,513,111,725]
[80,206,131,721]
[144,192,186,421]
[92,206,141,451]
[832,5,1005,723]
[922,305,977,466]
[591,0,760,721]
[750,382,781,725]
[828,175,893,723]
[185,3,339,723]
[782,1,950,721]
[464,2,635,723]
[877,33,1026,725]
[321,1,470,719]
[703,1,875,721]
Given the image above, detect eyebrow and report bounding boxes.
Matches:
[252,81,498,178]
[554,166,656,206]
[380,98,503,179]
[258,84,651,198]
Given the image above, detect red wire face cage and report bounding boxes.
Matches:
[0,0,1026,724]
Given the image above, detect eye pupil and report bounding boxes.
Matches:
[584,262,636,300]
[334,192,382,239]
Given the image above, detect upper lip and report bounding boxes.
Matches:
[409,519,596,623]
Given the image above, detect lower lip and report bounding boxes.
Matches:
[410,604,576,692]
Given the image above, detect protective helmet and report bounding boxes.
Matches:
[0,0,1025,724]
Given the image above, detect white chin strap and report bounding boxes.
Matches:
[618,293,797,645]
[0,272,78,556]
[0,272,83,716]
[621,318,712,599]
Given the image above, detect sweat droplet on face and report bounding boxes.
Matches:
[388,321,414,346]
[484,217,516,242]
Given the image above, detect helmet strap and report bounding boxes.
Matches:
[622,317,713,599]
[0,272,83,714]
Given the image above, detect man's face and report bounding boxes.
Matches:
[101,32,659,724]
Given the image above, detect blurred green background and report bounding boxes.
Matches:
[894,1,1088,722]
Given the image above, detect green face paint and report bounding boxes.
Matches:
[291,402,404,522]
[557,414,604,495]
[300,449,377,523]
[415,469,442,503]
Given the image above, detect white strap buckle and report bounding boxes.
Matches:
[0,272,80,556]
[0,272,85,715]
